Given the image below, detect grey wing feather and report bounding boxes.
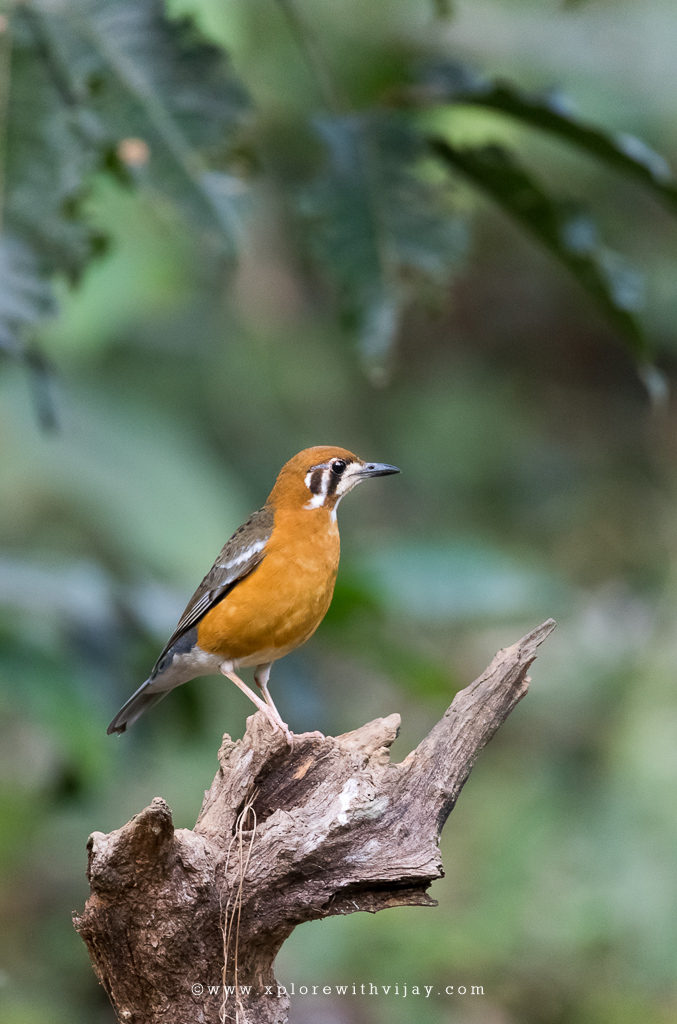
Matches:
[151,504,274,670]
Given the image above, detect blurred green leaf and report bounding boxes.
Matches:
[0,374,250,582]
[359,539,568,621]
[4,8,107,279]
[0,238,56,357]
[0,8,102,371]
[1,0,250,366]
[412,64,677,211]
[430,138,649,358]
[302,114,466,377]
[64,0,251,243]
[0,239,59,427]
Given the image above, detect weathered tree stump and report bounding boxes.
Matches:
[74,618,555,1023]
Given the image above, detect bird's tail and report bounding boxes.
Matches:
[107,679,171,735]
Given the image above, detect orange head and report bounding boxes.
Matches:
[267,446,399,515]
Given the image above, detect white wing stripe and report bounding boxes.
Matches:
[217,538,266,570]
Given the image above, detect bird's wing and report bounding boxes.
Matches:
[152,504,274,669]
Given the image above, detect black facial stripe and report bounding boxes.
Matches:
[326,470,340,497]
[309,468,325,495]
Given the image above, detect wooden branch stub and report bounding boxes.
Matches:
[74,618,555,1024]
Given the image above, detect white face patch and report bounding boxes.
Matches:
[304,490,327,510]
[304,466,330,509]
[304,460,366,511]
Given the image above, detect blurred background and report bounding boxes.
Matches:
[2,0,677,1022]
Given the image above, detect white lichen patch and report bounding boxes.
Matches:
[336,778,363,825]
[354,793,390,822]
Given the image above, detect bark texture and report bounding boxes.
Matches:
[74,618,555,1024]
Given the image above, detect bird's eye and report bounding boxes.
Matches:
[331,459,347,475]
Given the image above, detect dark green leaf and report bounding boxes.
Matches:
[23,0,252,249]
[0,234,61,428]
[4,9,105,282]
[0,238,55,355]
[302,114,466,376]
[414,63,677,211]
[1,0,251,396]
[430,138,649,358]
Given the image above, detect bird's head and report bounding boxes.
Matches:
[268,445,399,516]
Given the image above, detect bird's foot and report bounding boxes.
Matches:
[220,665,293,748]
[265,707,294,749]
[252,699,293,748]
[280,722,294,750]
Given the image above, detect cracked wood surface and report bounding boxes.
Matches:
[74,618,555,1024]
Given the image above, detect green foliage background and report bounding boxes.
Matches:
[1,1,677,1022]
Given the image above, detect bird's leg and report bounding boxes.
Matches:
[255,663,325,744]
[220,665,274,721]
[221,664,293,747]
[254,663,294,747]
[253,663,284,722]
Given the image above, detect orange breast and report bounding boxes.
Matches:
[197,507,340,665]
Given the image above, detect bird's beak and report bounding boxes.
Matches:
[357,462,400,478]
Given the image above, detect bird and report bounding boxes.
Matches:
[108,446,399,743]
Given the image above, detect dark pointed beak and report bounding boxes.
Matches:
[358,461,400,478]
